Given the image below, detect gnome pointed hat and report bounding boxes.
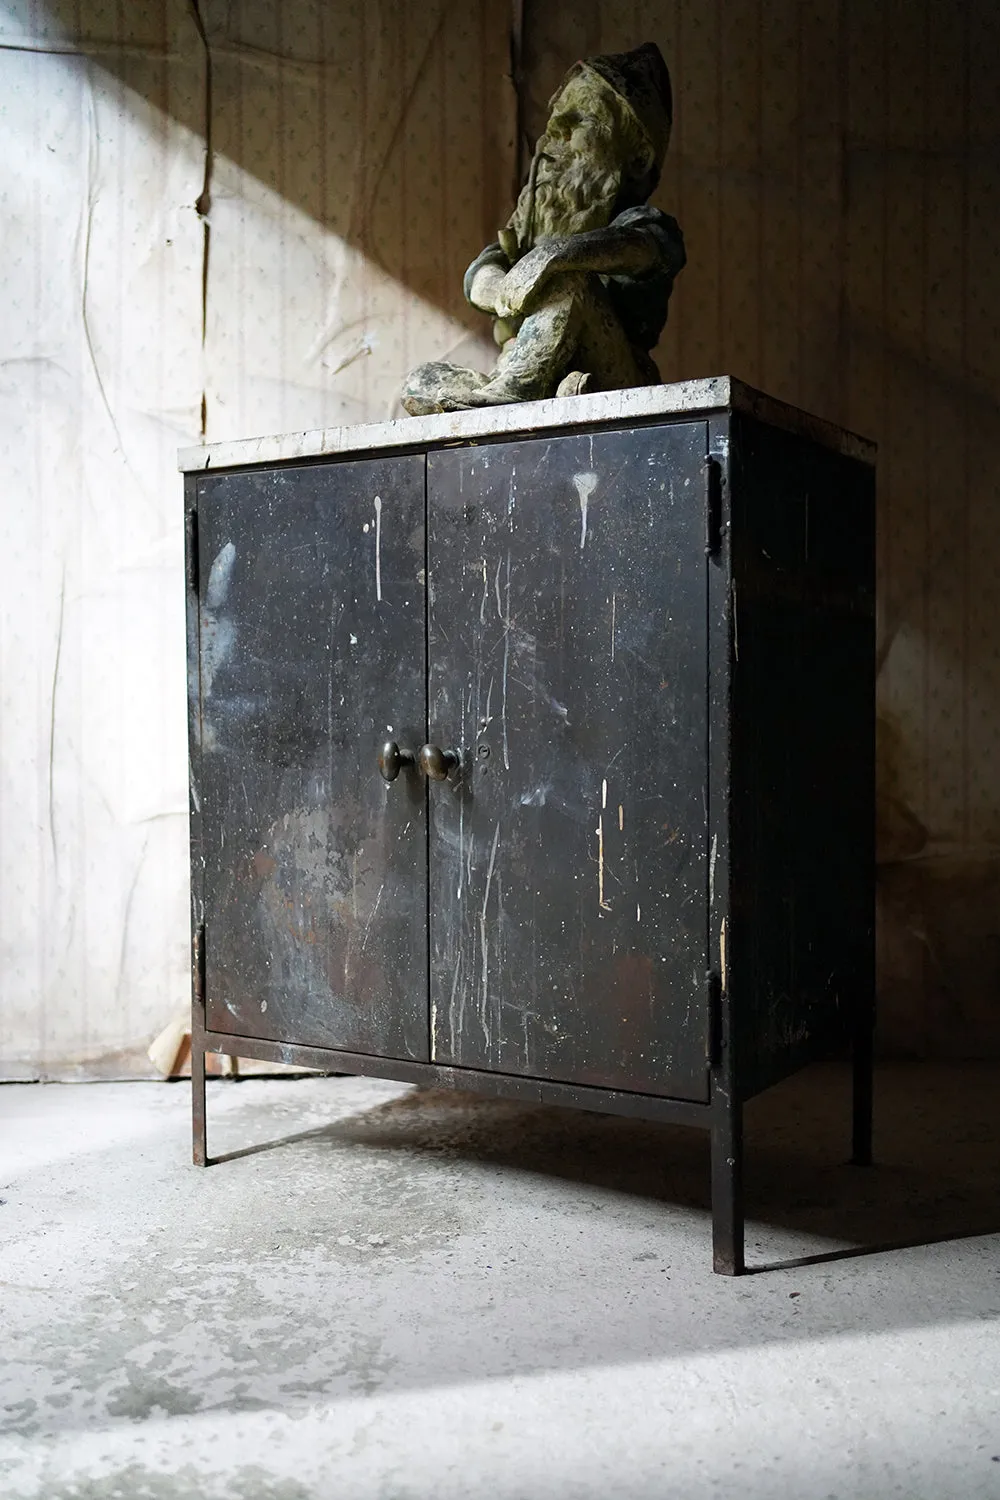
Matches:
[586,42,672,160]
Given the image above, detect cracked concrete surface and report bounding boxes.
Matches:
[1,1064,998,1498]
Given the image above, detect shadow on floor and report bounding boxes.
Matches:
[6,1064,999,1446]
[210,1060,1000,1272]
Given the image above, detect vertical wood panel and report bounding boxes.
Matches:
[521,0,1000,1057]
[758,0,799,398]
[0,0,513,1077]
[796,1,844,419]
[883,0,928,830]
[717,0,761,382]
[0,0,206,1078]
[2,0,998,1071]
[922,2,966,845]
[965,0,1000,841]
[673,0,721,374]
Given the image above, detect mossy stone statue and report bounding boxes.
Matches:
[402,42,685,415]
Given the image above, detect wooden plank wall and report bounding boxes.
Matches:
[1,0,995,1072]
[0,0,512,1078]
[522,0,1000,1057]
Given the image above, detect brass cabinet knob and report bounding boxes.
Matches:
[417,744,459,782]
[378,741,415,783]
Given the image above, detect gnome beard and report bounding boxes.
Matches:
[502,136,623,255]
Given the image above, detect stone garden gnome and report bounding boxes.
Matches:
[401,42,685,415]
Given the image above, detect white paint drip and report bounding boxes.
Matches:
[501,552,511,770]
[720,916,728,991]
[374,495,382,601]
[709,833,718,906]
[619,804,624,832]
[597,780,611,912]
[360,882,385,953]
[480,822,501,1042]
[450,952,464,1049]
[459,684,470,899]
[611,591,616,660]
[636,903,642,922]
[574,471,597,550]
[480,558,489,623]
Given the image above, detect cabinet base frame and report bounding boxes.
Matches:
[192,1028,874,1275]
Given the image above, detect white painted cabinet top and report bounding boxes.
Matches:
[179,376,876,473]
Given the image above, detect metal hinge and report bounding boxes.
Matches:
[707,968,723,1066]
[185,507,200,595]
[704,457,723,559]
[193,922,206,1015]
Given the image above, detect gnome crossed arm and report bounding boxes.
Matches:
[492,229,658,319]
[499,219,684,322]
[402,42,685,414]
[466,205,685,329]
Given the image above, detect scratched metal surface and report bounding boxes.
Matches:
[194,456,429,1059]
[427,424,710,1101]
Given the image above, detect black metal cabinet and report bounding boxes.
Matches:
[184,381,875,1274]
[193,454,428,1061]
[427,423,709,1099]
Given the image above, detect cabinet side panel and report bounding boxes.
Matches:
[185,476,205,1020]
[730,414,876,1097]
[428,422,710,1102]
[196,456,429,1060]
[706,417,734,1086]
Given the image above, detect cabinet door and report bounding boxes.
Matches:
[427,424,709,1100]
[194,456,428,1059]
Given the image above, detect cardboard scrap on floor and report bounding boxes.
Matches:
[147,1012,316,1079]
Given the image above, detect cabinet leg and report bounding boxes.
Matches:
[192,1035,207,1167]
[711,1092,745,1275]
[851,1002,874,1167]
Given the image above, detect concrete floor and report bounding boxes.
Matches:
[1,1064,998,1499]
